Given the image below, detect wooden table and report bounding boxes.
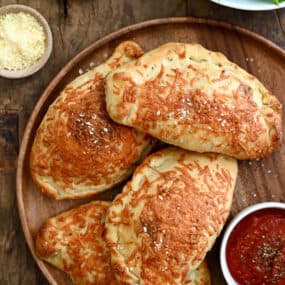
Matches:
[1,0,284,284]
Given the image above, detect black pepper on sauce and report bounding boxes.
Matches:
[226,208,285,285]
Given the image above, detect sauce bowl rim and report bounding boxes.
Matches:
[220,201,285,284]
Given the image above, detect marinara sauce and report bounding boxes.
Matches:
[226,208,285,285]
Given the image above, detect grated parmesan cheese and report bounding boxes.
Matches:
[0,12,46,70]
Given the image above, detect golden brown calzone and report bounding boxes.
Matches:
[30,41,153,199]
[105,43,281,159]
[105,147,237,284]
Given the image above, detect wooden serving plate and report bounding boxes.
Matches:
[16,17,285,285]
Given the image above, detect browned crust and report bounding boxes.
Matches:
[30,41,154,200]
[35,201,117,285]
[105,147,237,284]
[105,42,282,160]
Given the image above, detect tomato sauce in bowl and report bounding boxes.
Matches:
[220,202,285,285]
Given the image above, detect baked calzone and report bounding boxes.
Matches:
[105,43,281,159]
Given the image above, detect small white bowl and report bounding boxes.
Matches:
[0,4,53,79]
[220,202,285,284]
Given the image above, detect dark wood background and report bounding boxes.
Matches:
[0,1,284,284]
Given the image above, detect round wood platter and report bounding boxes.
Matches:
[16,17,285,285]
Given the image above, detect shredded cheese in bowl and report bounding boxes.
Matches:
[0,12,46,71]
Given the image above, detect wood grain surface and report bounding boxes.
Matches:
[1,1,285,285]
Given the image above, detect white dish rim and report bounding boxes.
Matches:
[210,0,285,11]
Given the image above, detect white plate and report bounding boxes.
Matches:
[210,0,285,11]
